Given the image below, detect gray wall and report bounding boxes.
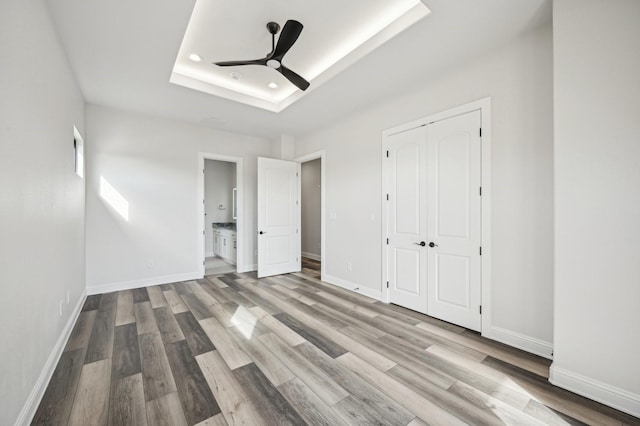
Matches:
[0,1,86,423]
[301,159,321,259]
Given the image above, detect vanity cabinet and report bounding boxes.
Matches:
[213,228,236,265]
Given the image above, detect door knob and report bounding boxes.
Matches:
[429,242,438,248]
[414,241,426,247]
[259,231,266,235]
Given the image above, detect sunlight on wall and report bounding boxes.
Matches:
[100,176,129,221]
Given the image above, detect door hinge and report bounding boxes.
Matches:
[479,187,482,196]
[479,305,482,314]
[386,238,389,245]
[296,200,299,205]
[386,281,389,288]
[479,128,482,137]
[296,172,299,177]
[296,228,299,233]
[203,260,205,266]
[386,150,389,158]
[479,247,482,255]
[386,194,389,201]
[203,230,205,235]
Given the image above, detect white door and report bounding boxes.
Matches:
[257,157,301,278]
[386,126,429,313]
[426,111,482,331]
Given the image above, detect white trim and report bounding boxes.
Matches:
[295,150,326,283]
[301,252,322,262]
[484,326,553,359]
[323,273,383,301]
[87,272,201,295]
[381,97,492,332]
[198,153,244,278]
[17,289,87,425]
[550,366,640,418]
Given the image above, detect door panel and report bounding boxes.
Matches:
[386,126,428,313]
[258,157,301,278]
[427,111,482,331]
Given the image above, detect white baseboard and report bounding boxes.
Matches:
[550,365,640,418]
[323,273,383,301]
[87,272,202,295]
[301,252,321,261]
[16,289,87,426]
[483,326,553,359]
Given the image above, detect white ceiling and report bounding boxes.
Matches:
[171,0,429,112]
[45,0,551,139]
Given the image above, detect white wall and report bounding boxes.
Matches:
[204,160,236,256]
[301,159,322,259]
[552,0,640,416]
[85,105,269,293]
[0,1,86,423]
[296,24,554,350]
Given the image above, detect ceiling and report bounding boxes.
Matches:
[171,0,429,112]
[45,0,551,139]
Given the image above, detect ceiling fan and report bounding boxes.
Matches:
[214,20,310,91]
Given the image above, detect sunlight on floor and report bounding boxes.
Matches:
[231,305,258,339]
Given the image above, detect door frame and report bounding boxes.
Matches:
[197,153,245,275]
[381,97,492,334]
[295,150,326,282]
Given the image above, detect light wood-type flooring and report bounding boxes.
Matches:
[33,259,639,425]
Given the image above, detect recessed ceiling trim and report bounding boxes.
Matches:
[170,0,430,113]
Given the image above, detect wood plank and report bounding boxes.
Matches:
[139,332,177,401]
[65,310,97,352]
[196,350,267,426]
[273,312,347,358]
[295,341,415,426]
[85,308,116,364]
[163,289,189,314]
[199,316,252,370]
[232,363,308,426]
[337,352,468,426]
[181,292,216,320]
[190,279,221,306]
[311,300,387,338]
[82,294,101,312]
[147,285,168,308]
[68,359,112,426]
[146,392,187,426]
[248,306,306,347]
[332,394,402,426]
[195,414,229,426]
[524,399,589,426]
[109,373,147,426]
[154,306,185,344]
[112,323,141,380]
[259,332,348,406]
[175,311,215,356]
[132,287,150,303]
[134,301,159,335]
[277,378,349,426]
[164,340,221,425]
[32,348,85,425]
[115,290,135,326]
[227,325,295,386]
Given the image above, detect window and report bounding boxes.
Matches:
[74,126,84,178]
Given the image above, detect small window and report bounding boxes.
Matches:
[74,126,84,178]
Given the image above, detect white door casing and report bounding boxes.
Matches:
[426,111,482,331]
[386,125,429,313]
[257,157,301,278]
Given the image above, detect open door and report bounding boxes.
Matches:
[257,157,301,278]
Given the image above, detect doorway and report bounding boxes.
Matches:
[296,150,326,281]
[382,99,491,332]
[197,153,244,277]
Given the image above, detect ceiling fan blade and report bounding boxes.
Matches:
[278,65,310,91]
[272,20,303,59]
[215,58,267,67]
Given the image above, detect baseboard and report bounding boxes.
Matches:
[87,272,202,295]
[483,326,553,359]
[323,273,383,301]
[550,365,640,418]
[301,252,321,262]
[16,289,87,426]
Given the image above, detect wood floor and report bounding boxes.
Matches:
[33,260,639,425]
